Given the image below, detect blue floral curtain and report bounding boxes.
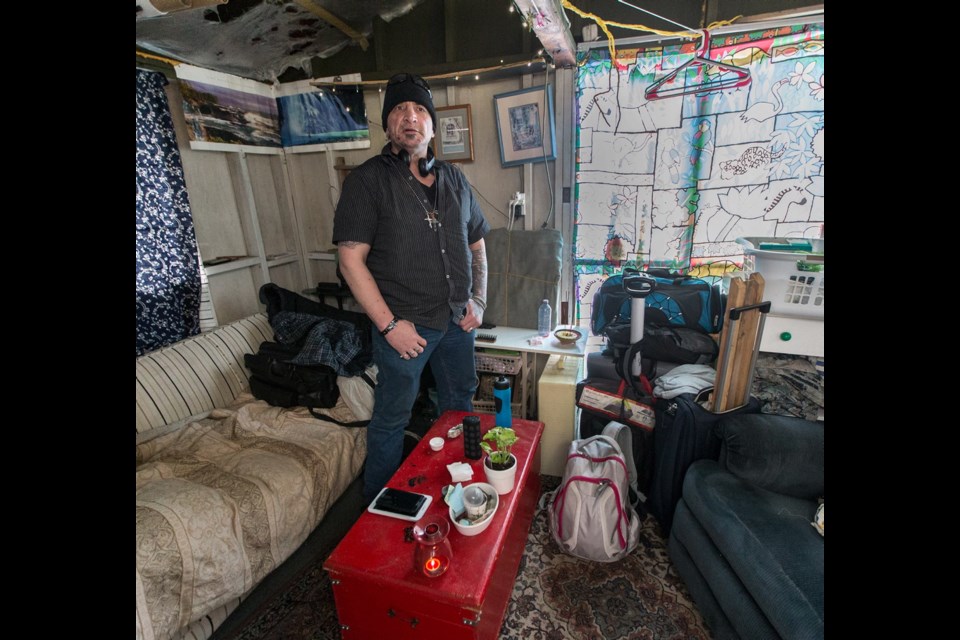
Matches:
[136,69,201,356]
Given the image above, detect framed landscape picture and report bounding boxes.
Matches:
[434,104,474,162]
[493,85,556,167]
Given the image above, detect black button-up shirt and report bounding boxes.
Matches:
[333,145,490,330]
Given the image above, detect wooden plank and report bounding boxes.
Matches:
[728,273,765,408]
[711,275,746,412]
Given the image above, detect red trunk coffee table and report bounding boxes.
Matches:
[324,410,544,639]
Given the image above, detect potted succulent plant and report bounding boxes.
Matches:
[481,427,519,494]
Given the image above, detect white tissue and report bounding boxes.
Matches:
[447,462,474,483]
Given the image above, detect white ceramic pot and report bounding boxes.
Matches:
[484,453,517,495]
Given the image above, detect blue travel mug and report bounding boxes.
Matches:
[493,375,512,427]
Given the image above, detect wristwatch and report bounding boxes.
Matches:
[380,316,400,336]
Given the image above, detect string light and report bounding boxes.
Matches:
[474,74,479,80]
[308,59,548,91]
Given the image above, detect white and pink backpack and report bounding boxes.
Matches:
[546,421,640,562]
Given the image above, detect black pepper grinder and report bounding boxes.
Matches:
[462,415,482,460]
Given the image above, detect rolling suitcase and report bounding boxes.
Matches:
[646,393,760,535]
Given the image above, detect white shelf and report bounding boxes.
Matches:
[204,257,260,276]
[478,325,587,358]
[471,326,588,420]
[266,253,300,268]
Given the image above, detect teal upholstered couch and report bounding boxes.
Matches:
[668,413,824,640]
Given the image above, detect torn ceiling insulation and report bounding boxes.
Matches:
[136,0,425,83]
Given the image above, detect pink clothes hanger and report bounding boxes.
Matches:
[644,29,751,100]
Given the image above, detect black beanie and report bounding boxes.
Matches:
[381,74,437,131]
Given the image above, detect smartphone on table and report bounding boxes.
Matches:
[367,487,432,521]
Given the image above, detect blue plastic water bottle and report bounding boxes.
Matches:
[493,375,512,427]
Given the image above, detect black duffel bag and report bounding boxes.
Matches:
[603,321,719,381]
[244,341,340,410]
[635,323,718,365]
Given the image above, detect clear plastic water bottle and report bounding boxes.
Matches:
[538,299,552,337]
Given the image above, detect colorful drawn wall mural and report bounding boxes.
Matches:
[573,23,824,327]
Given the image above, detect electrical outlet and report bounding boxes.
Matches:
[510,192,525,218]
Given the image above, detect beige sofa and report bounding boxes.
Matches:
[135,314,367,640]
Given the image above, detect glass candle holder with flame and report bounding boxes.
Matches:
[412,516,452,578]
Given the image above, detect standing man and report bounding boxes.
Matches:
[333,73,491,502]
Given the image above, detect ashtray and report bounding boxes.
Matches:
[447,424,463,439]
[553,328,583,345]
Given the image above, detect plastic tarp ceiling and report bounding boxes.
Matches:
[136,0,425,82]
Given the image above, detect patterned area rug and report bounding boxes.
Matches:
[224,476,712,640]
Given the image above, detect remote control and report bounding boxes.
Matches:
[476,332,497,343]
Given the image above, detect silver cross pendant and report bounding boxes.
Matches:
[425,211,441,231]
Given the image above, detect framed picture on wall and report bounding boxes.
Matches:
[433,104,474,162]
[493,85,556,167]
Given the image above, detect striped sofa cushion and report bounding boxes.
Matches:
[136,314,273,435]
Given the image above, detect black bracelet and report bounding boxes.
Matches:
[380,316,400,336]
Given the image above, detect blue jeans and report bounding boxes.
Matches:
[363,316,478,500]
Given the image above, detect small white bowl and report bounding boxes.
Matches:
[429,437,444,451]
[449,482,499,536]
[553,328,583,345]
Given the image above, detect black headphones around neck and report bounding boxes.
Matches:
[397,146,436,178]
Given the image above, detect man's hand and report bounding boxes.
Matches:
[388,320,428,360]
[459,299,484,332]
